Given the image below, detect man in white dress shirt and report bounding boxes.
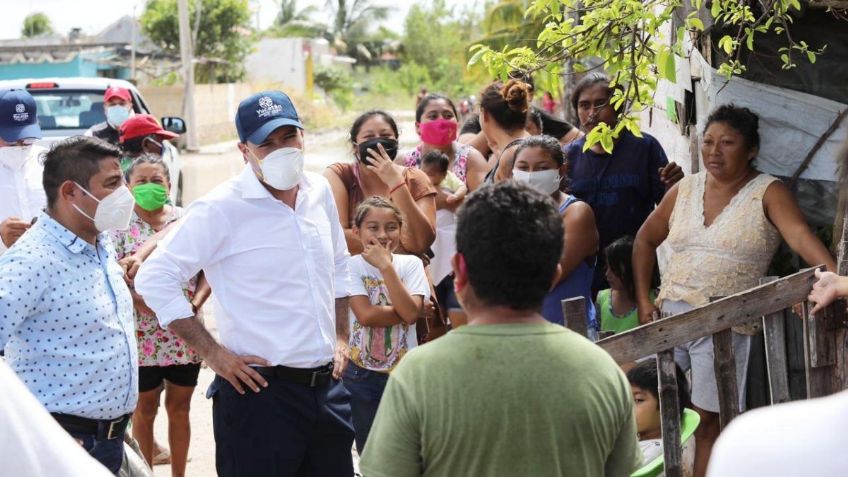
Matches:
[0,88,45,255]
[135,90,355,476]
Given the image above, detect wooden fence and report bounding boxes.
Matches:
[561,266,848,477]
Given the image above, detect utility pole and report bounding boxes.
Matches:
[130,4,137,82]
[178,0,199,151]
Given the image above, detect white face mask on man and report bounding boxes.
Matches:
[0,145,33,170]
[247,147,304,191]
[512,169,561,195]
[106,105,131,128]
[72,183,136,232]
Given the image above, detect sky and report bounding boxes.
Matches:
[1,0,486,40]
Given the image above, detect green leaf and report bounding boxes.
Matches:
[711,0,721,18]
[582,130,600,152]
[807,51,816,63]
[746,32,754,51]
[600,132,614,154]
[629,119,643,137]
[656,48,670,80]
[718,35,734,55]
[687,17,704,31]
[664,53,677,83]
[789,0,801,11]
[780,53,790,64]
[467,47,487,66]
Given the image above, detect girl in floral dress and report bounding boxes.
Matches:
[111,154,210,476]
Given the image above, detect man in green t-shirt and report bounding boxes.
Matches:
[360,181,642,476]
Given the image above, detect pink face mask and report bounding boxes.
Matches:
[419,118,458,146]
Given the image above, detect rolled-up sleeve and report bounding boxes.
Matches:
[136,201,228,328]
[324,184,351,298]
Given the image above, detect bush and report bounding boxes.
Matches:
[313,65,354,111]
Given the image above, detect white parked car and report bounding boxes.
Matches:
[0,77,187,205]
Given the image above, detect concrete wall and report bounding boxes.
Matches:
[245,38,307,92]
[140,83,256,145]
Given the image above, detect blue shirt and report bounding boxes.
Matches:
[0,212,137,420]
[541,195,598,330]
[565,130,669,291]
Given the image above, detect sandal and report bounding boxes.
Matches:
[153,448,171,466]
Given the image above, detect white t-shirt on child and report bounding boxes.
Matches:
[637,436,696,477]
[348,254,430,373]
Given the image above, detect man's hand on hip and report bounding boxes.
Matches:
[207,345,270,394]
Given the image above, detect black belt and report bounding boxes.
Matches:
[254,362,334,387]
[51,413,131,440]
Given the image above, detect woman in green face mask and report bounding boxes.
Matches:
[110,154,206,475]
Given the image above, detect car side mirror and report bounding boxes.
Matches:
[161,117,186,134]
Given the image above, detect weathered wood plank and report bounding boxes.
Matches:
[597,267,822,363]
[759,276,791,405]
[745,332,771,409]
[762,309,791,404]
[785,304,808,400]
[658,350,683,477]
[808,301,837,368]
[803,302,833,398]
[712,329,739,428]
[832,302,848,393]
[562,297,588,339]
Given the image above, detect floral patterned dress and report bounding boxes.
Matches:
[112,207,202,367]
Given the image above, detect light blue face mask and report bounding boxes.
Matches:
[106,106,131,128]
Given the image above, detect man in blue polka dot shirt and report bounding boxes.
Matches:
[0,136,138,475]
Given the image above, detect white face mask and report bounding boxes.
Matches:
[106,105,131,128]
[0,145,32,170]
[73,183,136,232]
[250,147,304,191]
[512,169,561,195]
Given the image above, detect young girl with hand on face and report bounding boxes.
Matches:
[343,197,430,454]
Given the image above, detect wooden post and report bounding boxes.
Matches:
[712,329,739,428]
[808,303,837,369]
[762,308,791,404]
[562,297,588,338]
[785,304,808,400]
[657,350,683,477]
[803,302,833,398]
[759,276,791,404]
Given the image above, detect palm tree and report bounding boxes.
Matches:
[323,0,390,64]
[272,0,323,37]
[475,0,543,52]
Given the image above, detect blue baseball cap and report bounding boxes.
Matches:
[235,90,303,144]
[0,89,41,142]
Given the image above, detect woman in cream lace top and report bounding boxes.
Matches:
[632,104,835,477]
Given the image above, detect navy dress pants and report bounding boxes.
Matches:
[209,374,355,477]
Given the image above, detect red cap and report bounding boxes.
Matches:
[104,86,132,103]
[119,114,179,143]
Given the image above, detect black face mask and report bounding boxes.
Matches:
[357,137,398,165]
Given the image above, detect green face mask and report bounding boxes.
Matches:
[132,182,168,211]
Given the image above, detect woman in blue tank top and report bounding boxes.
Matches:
[511,136,599,336]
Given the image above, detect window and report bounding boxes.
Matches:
[28,90,105,130]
